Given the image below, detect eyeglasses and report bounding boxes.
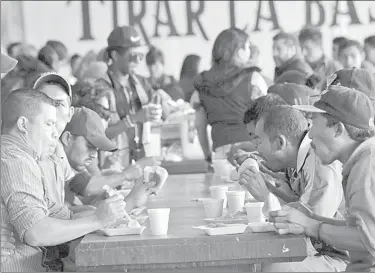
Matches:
[128,52,144,63]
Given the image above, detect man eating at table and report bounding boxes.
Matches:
[238,105,347,272]
[270,86,375,272]
[0,89,128,272]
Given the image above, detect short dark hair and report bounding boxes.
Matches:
[46,40,68,61]
[243,94,287,124]
[333,36,347,46]
[364,35,375,47]
[298,27,322,45]
[273,31,298,48]
[260,105,308,146]
[321,113,374,142]
[2,88,56,129]
[7,42,21,56]
[338,39,363,56]
[38,45,59,70]
[146,46,164,66]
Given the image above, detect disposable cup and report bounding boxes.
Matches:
[202,199,224,218]
[245,202,265,223]
[226,191,245,213]
[147,208,170,236]
[209,185,229,208]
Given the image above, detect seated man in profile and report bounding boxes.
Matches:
[1,89,127,272]
[239,105,347,272]
[271,86,375,272]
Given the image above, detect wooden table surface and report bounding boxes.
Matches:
[75,174,308,272]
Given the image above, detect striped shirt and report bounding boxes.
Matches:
[1,134,47,272]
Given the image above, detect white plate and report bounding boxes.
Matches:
[193,224,247,236]
[98,226,146,236]
[248,222,275,233]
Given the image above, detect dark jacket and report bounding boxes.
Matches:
[194,66,258,150]
[274,55,313,81]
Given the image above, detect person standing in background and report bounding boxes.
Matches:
[103,25,164,167]
[194,28,266,171]
[146,46,184,101]
[363,35,375,73]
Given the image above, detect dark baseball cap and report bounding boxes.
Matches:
[268,83,318,106]
[31,72,72,100]
[333,68,375,100]
[65,107,117,151]
[294,85,375,130]
[1,52,17,73]
[107,25,143,49]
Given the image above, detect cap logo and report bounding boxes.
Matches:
[130,36,140,43]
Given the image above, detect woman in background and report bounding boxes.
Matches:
[194,28,267,174]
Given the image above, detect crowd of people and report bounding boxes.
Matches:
[0,22,374,272]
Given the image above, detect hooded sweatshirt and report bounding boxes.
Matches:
[194,66,259,150]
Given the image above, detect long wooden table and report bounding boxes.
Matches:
[75,174,308,272]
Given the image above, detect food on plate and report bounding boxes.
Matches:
[212,210,247,221]
[206,223,227,228]
[143,166,168,190]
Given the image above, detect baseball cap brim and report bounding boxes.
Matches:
[86,134,118,152]
[292,105,326,113]
[32,72,72,99]
[1,52,17,73]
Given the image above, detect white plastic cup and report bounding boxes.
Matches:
[147,208,170,236]
[245,202,265,223]
[202,199,224,218]
[226,191,245,213]
[209,185,229,208]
